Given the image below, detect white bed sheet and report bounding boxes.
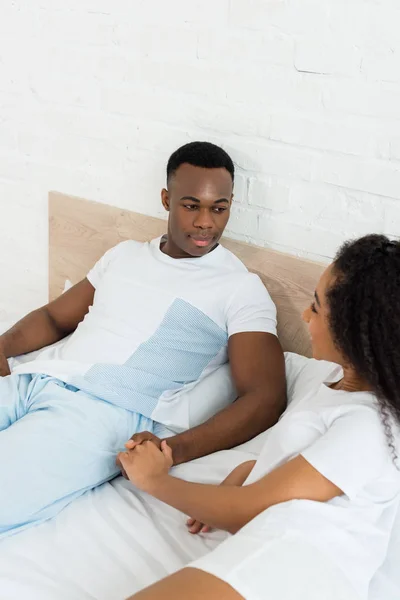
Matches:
[0,432,399,600]
[0,324,398,600]
[0,449,243,600]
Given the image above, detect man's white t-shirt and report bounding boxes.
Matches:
[193,354,400,600]
[13,237,277,430]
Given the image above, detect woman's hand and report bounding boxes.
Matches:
[186,516,211,535]
[117,440,173,493]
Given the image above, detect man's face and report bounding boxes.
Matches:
[161,163,233,258]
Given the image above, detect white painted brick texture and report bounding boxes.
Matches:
[0,0,399,322]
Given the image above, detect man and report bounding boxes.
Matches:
[0,141,286,538]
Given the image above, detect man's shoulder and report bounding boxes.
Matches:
[217,244,249,274]
[102,239,147,263]
[112,239,146,253]
[214,247,269,298]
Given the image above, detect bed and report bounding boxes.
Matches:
[0,192,398,599]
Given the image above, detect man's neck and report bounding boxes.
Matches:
[160,237,193,260]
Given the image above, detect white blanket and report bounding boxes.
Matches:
[0,433,399,600]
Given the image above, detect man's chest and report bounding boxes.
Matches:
[91,263,238,334]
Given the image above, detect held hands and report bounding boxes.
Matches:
[117,440,173,493]
[125,430,163,451]
[116,431,163,479]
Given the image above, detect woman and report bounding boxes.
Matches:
[119,234,400,600]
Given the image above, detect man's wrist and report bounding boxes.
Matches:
[0,336,7,356]
[164,435,186,466]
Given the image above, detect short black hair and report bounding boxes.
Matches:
[167,141,234,183]
[327,234,400,461]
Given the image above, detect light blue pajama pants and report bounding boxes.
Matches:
[0,373,156,539]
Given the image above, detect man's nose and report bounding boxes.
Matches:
[193,208,213,229]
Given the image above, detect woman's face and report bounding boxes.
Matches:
[302,265,344,365]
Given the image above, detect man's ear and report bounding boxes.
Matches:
[161,188,170,212]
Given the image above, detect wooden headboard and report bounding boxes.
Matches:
[49,191,325,357]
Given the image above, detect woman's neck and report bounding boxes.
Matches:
[331,366,372,393]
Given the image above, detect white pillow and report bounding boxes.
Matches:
[188,364,237,429]
[152,363,238,433]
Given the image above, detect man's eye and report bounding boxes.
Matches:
[213,207,228,214]
[184,204,198,210]
[311,302,317,314]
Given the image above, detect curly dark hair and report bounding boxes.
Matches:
[166,141,234,184]
[327,234,400,460]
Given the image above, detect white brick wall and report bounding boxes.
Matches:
[0,0,399,322]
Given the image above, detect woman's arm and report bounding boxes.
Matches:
[127,567,242,600]
[219,460,256,486]
[118,442,342,535]
[186,460,256,534]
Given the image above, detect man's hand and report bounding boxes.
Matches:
[117,440,173,493]
[125,430,162,451]
[0,348,10,377]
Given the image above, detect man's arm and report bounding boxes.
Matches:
[127,332,286,465]
[0,278,95,368]
[170,333,286,464]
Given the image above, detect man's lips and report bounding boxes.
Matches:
[189,235,214,247]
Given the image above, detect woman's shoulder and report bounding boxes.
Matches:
[285,353,342,405]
